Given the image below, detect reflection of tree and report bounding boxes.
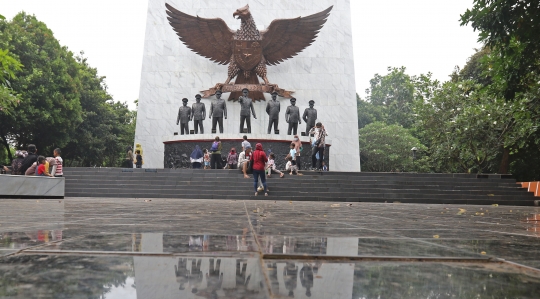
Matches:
[206,258,223,297]
[299,263,313,297]
[352,263,540,299]
[189,258,203,293]
[283,262,298,297]
[174,258,189,290]
[0,255,133,299]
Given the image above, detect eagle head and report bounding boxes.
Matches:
[233,5,251,21]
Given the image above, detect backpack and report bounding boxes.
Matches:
[210,141,219,152]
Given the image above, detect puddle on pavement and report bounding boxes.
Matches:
[1,254,539,299]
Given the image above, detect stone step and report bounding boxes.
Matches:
[60,168,536,205]
[64,183,531,195]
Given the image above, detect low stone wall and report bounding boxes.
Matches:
[164,139,330,170]
[0,175,65,198]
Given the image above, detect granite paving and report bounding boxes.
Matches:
[0,198,539,298]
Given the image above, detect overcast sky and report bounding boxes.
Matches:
[2,0,480,109]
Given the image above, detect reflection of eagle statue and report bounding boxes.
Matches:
[165,4,333,101]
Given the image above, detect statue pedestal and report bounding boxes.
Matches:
[163,134,331,170]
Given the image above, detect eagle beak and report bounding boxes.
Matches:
[233,11,239,19]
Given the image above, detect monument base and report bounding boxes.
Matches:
[163,134,331,170]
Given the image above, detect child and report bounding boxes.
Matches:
[285,156,298,175]
[227,148,238,169]
[203,149,210,169]
[266,153,284,178]
[135,150,143,168]
[36,156,49,176]
[53,148,63,177]
[322,161,328,171]
[286,143,302,175]
[241,135,251,151]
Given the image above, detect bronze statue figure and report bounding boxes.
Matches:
[266,91,280,134]
[303,100,317,135]
[285,98,301,135]
[191,94,206,134]
[176,98,192,135]
[209,90,227,133]
[239,88,257,133]
[165,4,333,101]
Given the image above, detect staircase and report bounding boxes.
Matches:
[63,168,538,206]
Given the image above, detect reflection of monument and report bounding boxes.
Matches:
[174,258,189,290]
[284,262,298,297]
[135,0,359,171]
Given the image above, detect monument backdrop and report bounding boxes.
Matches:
[135,0,359,171]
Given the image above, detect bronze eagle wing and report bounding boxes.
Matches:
[260,6,333,66]
[165,3,235,65]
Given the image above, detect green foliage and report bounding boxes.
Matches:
[361,67,438,130]
[0,13,136,167]
[0,47,23,115]
[359,122,428,172]
[461,0,540,100]
[61,55,136,167]
[356,93,385,129]
[0,12,82,157]
[363,67,416,128]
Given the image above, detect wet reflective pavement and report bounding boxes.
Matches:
[1,198,539,298]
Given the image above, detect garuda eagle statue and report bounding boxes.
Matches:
[165,3,333,101]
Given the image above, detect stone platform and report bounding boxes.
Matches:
[1,197,539,298]
[0,174,65,198]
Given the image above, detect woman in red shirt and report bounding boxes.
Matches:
[251,143,268,196]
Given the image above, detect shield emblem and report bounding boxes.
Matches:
[234,40,263,71]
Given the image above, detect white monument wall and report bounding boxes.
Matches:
[135,0,360,171]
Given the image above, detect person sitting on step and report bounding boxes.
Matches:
[237,144,252,179]
[266,153,284,178]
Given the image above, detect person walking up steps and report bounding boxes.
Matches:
[251,143,268,196]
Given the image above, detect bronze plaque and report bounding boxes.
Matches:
[234,41,262,71]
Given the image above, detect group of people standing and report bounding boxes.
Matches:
[1,144,63,177]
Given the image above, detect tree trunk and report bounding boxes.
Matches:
[498,147,510,174]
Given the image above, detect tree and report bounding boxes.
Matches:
[364,67,417,128]
[363,67,439,130]
[359,122,428,172]
[0,12,83,158]
[61,54,136,167]
[415,79,537,174]
[0,48,23,114]
[461,0,540,100]
[356,93,385,129]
